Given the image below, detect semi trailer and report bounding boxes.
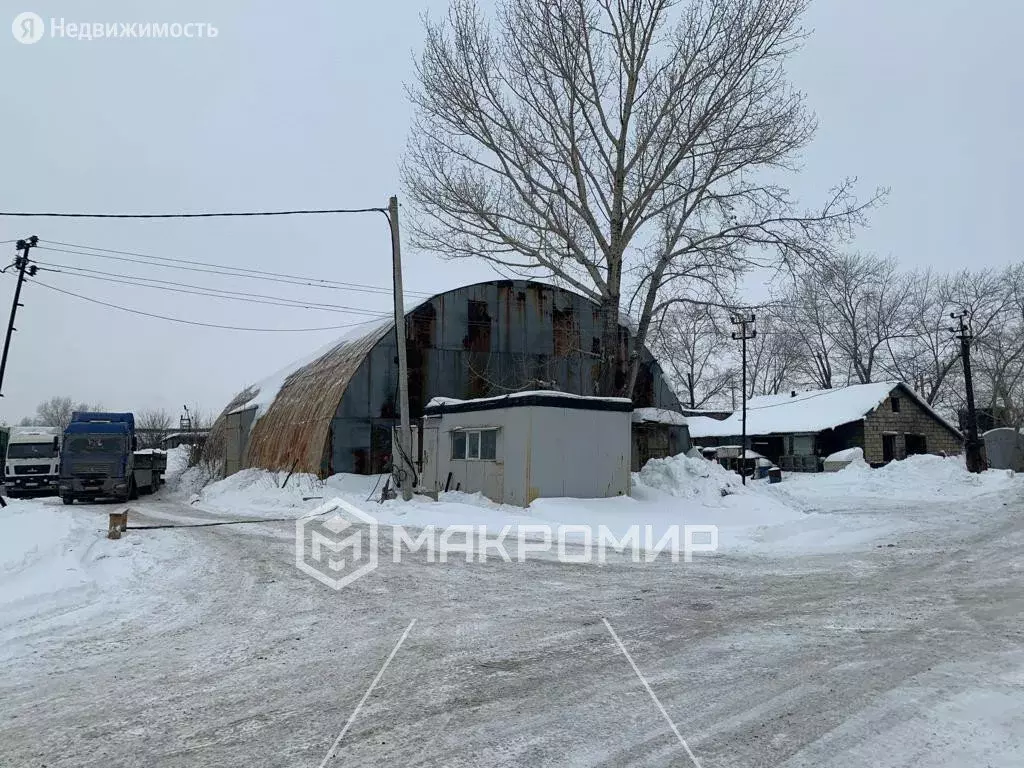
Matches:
[59,412,166,504]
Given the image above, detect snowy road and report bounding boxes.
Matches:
[2,480,1023,767]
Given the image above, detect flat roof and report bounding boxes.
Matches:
[424,391,633,415]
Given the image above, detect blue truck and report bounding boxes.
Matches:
[58,412,166,504]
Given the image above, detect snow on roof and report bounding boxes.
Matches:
[427,391,633,409]
[687,382,962,438]
[631,407,688,426]
[234,318,393,420]
[685,416,739,438]
[715,446,768,459]
[9,426,60,437]
[160,431,209,440]
[618,311,638,335]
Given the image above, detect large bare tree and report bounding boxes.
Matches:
[405,0,882,397]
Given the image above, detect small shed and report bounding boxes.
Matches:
[419,391,633,506]
[982,428,1024,471]
[630,408,692,471]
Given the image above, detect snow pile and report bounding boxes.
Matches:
[187,459,806,553]
[184,451,1022,558]
[0,499,184,630]
[771,454,1021,506]
[825,447,864,463]
[872,454,1018,499]
[197,468,327,514]
[161,445,219,498]
[163,445,190,477]
[637,454,747,503]
[1,504,78,600]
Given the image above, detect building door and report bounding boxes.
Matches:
[882,434,896,463]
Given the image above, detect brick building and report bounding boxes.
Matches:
[687,382,963,471]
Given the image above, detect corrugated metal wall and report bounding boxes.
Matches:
[328,280,681,475]
[224,407,257,476]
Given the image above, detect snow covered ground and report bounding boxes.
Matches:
[1,452,1022,766]
[173,452,1021,558]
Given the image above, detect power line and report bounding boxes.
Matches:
[34,261,391,316]
[25,278,390,333]
[34,243,434,298]
[0,207,387,219]
[43,239,434,296]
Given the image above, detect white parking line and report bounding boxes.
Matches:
[317,618,417,767]
[602,617,704,768]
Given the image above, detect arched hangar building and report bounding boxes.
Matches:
[209,280,683,477]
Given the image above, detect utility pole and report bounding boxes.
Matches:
[388,196,413,501]
[950,311,985,473]
[731,313,756,485]
[0,236,38,398]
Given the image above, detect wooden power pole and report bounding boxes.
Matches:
[388,196,414,501]
[731,313,756,485]
[0,236,38,399]
[951,311,985,473]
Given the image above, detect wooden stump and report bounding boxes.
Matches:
[108,510,128,540]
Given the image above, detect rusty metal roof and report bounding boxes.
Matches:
[209,321,393,476]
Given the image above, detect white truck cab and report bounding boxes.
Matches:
[5,426,61,497]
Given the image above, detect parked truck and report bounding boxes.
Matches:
[58,412,167,504]
[4,426,61,497]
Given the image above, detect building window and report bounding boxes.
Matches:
[451,428,499,461]
[891,397,901,412]
[791,435,814,456]
[905,434,927,455]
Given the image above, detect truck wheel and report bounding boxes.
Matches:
[61,494,74,505]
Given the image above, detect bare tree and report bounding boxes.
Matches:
[880,268,955,404]
[20,396,102,431]
[405,0,882,397]
[967,265,1024,427]
[777,279,837,389]
[888,268,1014,408]
[783,253,914,386]
[647,300,731,408]
[137,408,174,448]
[740,316,799,396]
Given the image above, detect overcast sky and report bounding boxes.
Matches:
[0,0,1020,425]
